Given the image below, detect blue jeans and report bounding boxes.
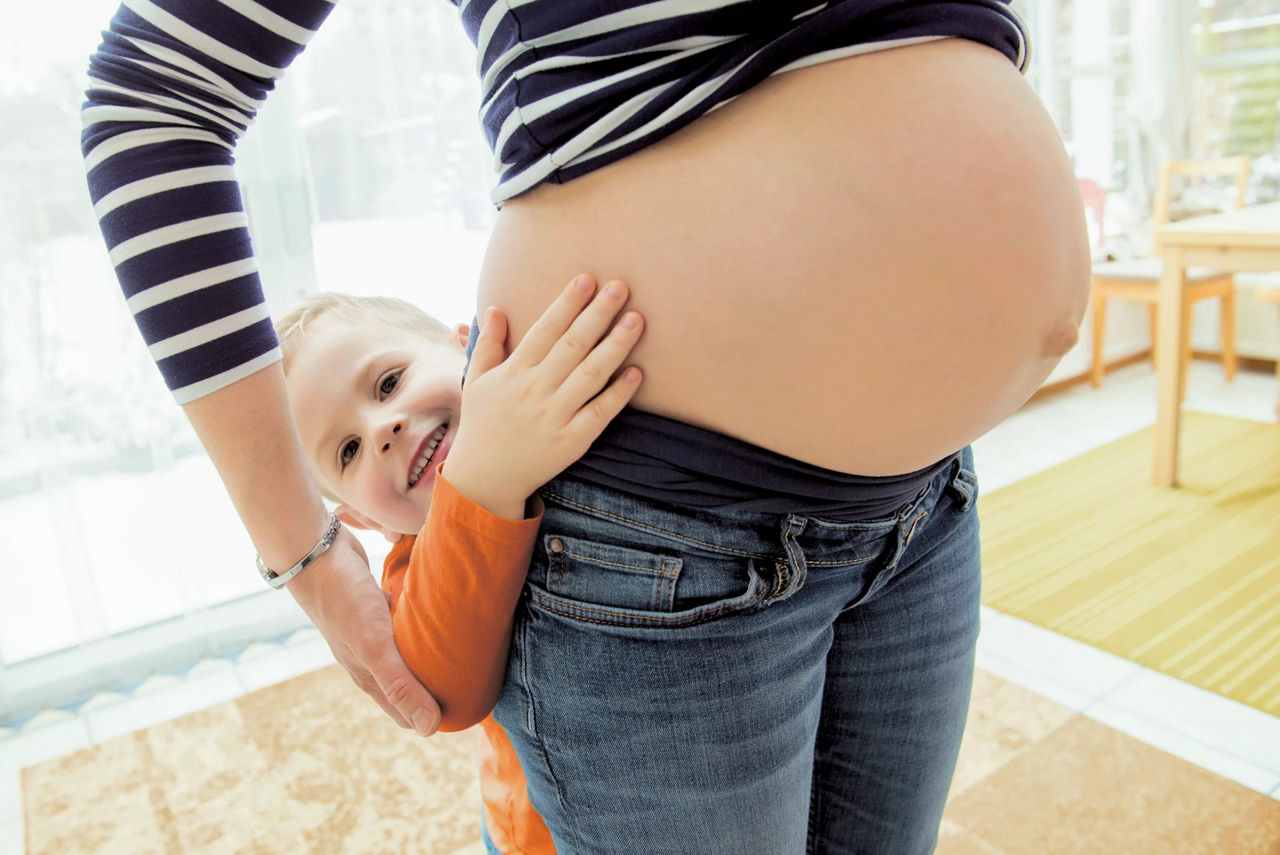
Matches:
[491,447,981,854]
[481,819,501,855]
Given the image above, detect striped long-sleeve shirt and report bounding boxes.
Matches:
[83,0,1027,402]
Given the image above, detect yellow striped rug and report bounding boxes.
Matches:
[979,411,1280,717]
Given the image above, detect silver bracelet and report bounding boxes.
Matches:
[256,512,341,589]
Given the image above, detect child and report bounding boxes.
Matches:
[274,274,644,854]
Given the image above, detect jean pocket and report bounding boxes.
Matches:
[544,534,682,612]
[529,533,768,629]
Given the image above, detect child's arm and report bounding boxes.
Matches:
[383,468,541,731]
[392,275,644,731]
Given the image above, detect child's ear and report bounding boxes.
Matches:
[453,322,471,352]
[335,504,403,544]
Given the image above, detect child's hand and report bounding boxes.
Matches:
[442,274,644,519]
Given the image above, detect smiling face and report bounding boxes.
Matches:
[285,315,466,537]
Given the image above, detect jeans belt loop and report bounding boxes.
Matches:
[945,454,976,512]
[768,515,808,604]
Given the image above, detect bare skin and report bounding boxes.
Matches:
[477,38,1092,475]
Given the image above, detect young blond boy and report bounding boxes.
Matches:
[275,275,644,854]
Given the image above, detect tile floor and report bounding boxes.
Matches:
[2,359,1279,854]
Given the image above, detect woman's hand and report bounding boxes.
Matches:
[286,527,442,736]
[444,275,644,519]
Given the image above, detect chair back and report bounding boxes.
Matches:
[1077,178,1108,250]
[1150,157,1251,254]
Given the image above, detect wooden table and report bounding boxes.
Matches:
[1153,202,1280,486]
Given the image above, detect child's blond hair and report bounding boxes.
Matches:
[274,292,454,373]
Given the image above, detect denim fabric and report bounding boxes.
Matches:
[491,447,982,854]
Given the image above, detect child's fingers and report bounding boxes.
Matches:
[554,310,644,410]
[539,279,632,386]
[566,365,643,441]
[509,274,596,367]
[464,307,508,383]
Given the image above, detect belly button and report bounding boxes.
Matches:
[1043,318,1081,357]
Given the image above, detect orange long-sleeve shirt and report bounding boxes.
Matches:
[381,465,556,854]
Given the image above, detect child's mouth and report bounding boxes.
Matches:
[407,423,449,489]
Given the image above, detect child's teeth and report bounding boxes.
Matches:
[409,424,448,487]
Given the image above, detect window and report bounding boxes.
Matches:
[1025,0,1280,253]
[1192,1,1280,201]
[0,0,491,720]
[1023,0,1137,251]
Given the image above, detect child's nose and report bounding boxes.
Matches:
[380,422,402,453]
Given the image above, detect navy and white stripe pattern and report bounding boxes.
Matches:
[459,0,1027,202]
[84,0,1026,403]
[82,0,337,403]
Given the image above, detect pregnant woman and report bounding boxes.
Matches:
[82,1,1089,852]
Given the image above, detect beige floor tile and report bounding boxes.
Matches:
[945,715,1280,854]
[949,670,1076,797]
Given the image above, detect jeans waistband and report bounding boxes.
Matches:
[560,408,957,522]
[539,446,974,561]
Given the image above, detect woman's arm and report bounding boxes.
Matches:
[82,0,441,735]
[83,0,327,402]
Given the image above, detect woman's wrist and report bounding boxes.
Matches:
[257,512,341,588]
[283,524,364,598]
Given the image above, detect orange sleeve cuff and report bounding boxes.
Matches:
[382,463,542,731]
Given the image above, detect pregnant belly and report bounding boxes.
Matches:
[474,38,1091,476]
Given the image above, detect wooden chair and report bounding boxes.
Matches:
[1259,288,1280,419]
[1077,177,1108,253]
[1089,157,1251,391]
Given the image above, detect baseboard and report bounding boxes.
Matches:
[1030,350,1278,402]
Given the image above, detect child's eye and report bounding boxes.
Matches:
[339,438,360,469]
[379,371,401,397]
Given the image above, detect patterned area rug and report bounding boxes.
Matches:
[980,411,1280,717]
[22,665,1280,854]
[22,667,482,854]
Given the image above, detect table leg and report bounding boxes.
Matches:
[1153,247,1187,486]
